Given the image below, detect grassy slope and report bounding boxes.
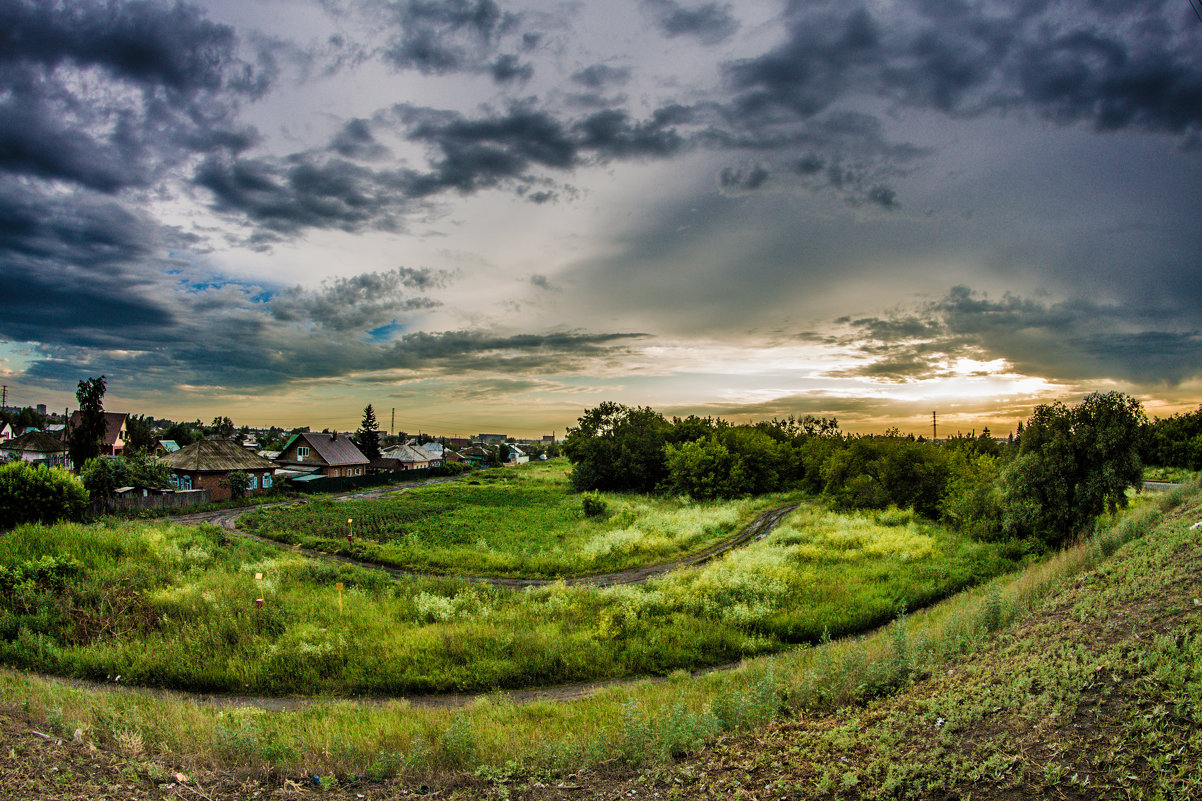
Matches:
[0,487,1196,799]
[455,486,1202,801]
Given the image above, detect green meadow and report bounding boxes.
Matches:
[237,462,781,577]
[1,483,1187,786]
[0,465,1027,696]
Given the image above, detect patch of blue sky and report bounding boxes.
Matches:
[364,321,407,343]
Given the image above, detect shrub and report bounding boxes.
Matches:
[581,492,608,517]
[0,462,88,529]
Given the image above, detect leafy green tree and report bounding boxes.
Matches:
[220,470,253,499]
[209,416,235,438]
[161,421,199,447]
[354,405,381,461]
[0,462,88,528]
[1141,405,1202,470]
[80,453,170,503]
[123,414,157,454]
[80,457,129,501]
[563,402,672,493]
[999,392,1146,546]
[664,436,738,500]
[125,452,171,490]
[67,376,107,469]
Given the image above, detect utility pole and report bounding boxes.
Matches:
[391,407,395,436]
[1,385,6,409]
[932,411,937,441]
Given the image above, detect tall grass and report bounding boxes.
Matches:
[2,499,1028,696]
[237,462,775,577]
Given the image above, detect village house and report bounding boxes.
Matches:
[0,430,72,468]
[157,438,278,502]
[276,431,369,478]
[66,411,130,456]
[378,443,442,471]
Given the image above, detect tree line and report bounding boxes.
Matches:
[563,393,1157,548]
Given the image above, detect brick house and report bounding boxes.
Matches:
[276,431,369,478]
[158,438,278,502]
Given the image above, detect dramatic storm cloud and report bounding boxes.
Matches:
[0,0,1199,433]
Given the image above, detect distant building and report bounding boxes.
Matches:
[476,433,508,445]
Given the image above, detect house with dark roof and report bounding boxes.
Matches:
[66,411,129,456]
[157,438,279,502]
[276,431,370,478]
[0,430,72,468]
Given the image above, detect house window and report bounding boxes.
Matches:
[250,474,259,490]
[263,474,273,489]
[297,446,310,459]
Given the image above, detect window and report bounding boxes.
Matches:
[263,474,272,489]
[250,474,259,490]
[297,446,310,459]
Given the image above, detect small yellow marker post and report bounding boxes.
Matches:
[336,582,344,613]
[254,572,264,608]
[346,518,354,547]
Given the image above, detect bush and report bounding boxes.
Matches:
[581,492,608,517]
[0,462,89,529]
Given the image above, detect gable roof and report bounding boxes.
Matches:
[380,443,437,463]
[288,431,369,466]
[67,411,129,446]
[1,430,68,453]
[158,438,278,472]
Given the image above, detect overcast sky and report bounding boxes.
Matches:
[1,0,1200,437]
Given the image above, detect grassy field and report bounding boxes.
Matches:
[0,473,1026,696]
[237,462,778,577]
[1,483,1192,799]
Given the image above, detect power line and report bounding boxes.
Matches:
[1191,0,1202,24]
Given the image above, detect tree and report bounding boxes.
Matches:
[999,392,1146,546]
[68,376,107,469]
[80,453,171,504]
[209,416,235,438]
[563,402,672,493]
[161,421,199,447]
[220,470,253,499]
[354,405,381,461]
[124,414,157,454]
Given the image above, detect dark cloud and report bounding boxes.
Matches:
[268,267,450,331]
[725,0,1202,143]
[490,53,533,82]
[378,0,528,82]
[330,118,393,161]
[0,181,178,350]
[717,163,770,193]
[571,64,632,90]
[836,286,1202,386]
[0,0,266,194]
[640,0,739,45]
[194,154,417,235]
